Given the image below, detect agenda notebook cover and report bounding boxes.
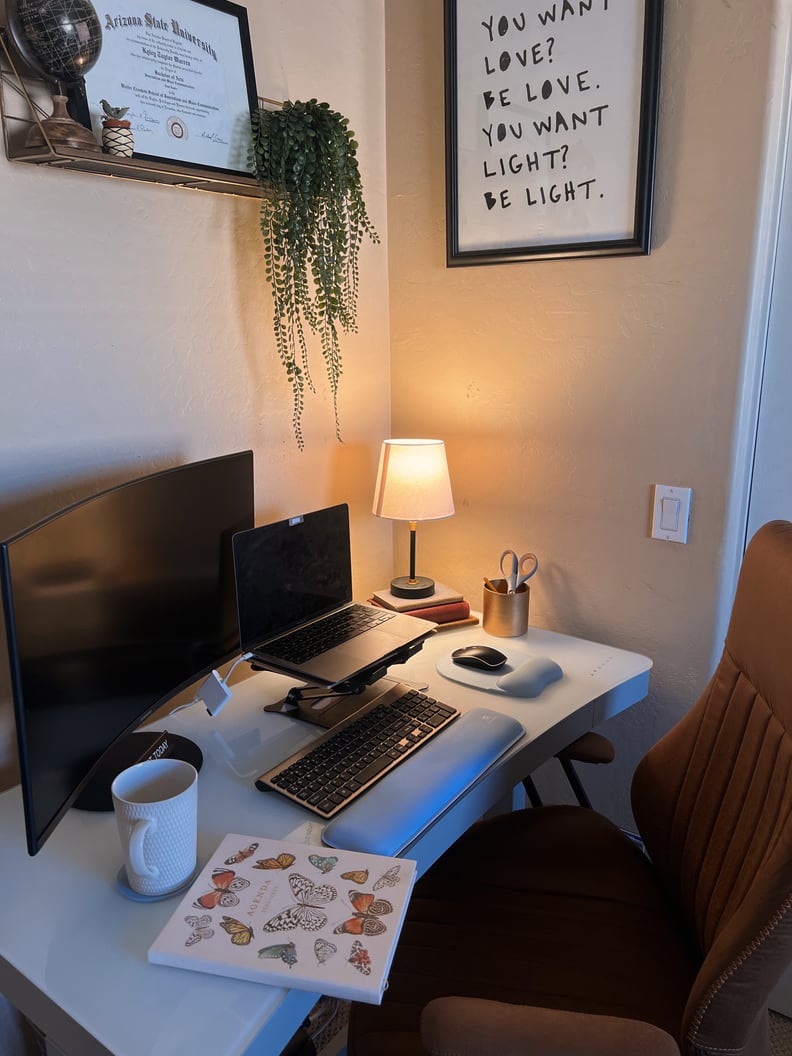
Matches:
[148,833,417,1004]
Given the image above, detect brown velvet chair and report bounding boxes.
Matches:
[347,520,792,1056]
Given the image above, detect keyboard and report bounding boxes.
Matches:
[265,604,394,665]
[255,684,460,817]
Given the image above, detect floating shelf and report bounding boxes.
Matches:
[0,31,261,199]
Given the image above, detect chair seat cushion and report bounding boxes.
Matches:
[348,806,701,1056]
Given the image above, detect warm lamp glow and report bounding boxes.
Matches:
[372,439,454,599]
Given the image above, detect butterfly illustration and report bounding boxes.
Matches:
[373,865,401,891]
[262,873,338,933]
[308,854,338,874]
[254,852,296,871]
[224,842,259,865]
[349,939,372,976]
[341,868,369,884]
[258,942,298,968]
[334,891,393,937]
[184,914,214,946]
[314,938,337,965]
[219,916,254,946]
[193,868,251,910]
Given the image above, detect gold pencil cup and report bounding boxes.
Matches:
[482,579,530,637]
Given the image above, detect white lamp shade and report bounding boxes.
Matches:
[372,439,455,522]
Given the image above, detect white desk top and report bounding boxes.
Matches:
[0,621,650,1056]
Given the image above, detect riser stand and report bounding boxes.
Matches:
[253,639,428,728]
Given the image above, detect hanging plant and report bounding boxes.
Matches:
[249,99,379,449]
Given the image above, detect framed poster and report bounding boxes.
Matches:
[84,0,258,176]
[444,0,663,265]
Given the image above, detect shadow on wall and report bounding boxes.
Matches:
[0,447,187,541]
[0,446,189,792]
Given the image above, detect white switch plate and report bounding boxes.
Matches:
[651,484,691,543]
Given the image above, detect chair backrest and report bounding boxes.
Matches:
[632,520,792,1056]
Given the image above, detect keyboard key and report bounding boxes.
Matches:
[357,755,392,784]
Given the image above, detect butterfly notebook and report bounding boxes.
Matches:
[148,833,417,1004]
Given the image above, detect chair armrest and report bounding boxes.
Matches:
[420,997,680,1056]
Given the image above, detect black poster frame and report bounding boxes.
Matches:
[444,0,663,266]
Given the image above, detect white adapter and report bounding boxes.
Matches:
[198,670,232,716]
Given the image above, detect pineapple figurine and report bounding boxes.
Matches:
[100,100,134,158]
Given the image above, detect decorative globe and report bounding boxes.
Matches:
[6,0,102,90]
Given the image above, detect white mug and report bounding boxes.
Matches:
[111,758,198,897]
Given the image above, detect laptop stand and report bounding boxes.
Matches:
[252,638,427,728]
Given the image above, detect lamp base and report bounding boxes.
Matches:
[390,575,435,600]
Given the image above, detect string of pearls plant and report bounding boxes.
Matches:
[250,99,379,449]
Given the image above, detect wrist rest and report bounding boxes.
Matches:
[321,707,525,857]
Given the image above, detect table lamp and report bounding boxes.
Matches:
[372,438,455,599]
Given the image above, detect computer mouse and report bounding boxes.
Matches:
[451,645,508,671]
[496,657,563,697]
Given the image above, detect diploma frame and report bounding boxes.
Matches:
[85,0,258,177]
[444,0,663,266]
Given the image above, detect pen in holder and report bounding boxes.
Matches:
[482,578,530,637]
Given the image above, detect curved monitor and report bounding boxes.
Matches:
[1,450,254,855]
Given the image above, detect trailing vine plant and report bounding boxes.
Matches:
[249,100,379,449]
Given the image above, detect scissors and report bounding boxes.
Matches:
[499,549,539,594]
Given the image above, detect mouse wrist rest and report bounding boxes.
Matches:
[322,708,524,858]
[437,646,563,698]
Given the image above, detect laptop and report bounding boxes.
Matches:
[232,503,436,686]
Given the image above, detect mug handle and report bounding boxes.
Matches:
[128,817,159,879]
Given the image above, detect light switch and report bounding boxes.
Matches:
[660,497,681,531]
[651,485,691,543]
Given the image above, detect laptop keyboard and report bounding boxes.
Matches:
[264,604,395,665]
[256,686,460,817]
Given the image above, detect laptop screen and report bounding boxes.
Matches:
[233,504,352,649]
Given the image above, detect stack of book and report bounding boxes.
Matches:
[368,582,478,631]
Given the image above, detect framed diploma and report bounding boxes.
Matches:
[84,0,258,176]
[444,0,663,265]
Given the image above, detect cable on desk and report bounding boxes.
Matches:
[169,653,253,717]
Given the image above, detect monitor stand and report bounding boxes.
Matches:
[73,730,204,813]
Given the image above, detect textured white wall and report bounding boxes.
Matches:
[385,0,778,826]
[0,0,391,789]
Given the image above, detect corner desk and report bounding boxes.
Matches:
[0,621,651,1056]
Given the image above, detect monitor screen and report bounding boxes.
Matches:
[0,450,254,855]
